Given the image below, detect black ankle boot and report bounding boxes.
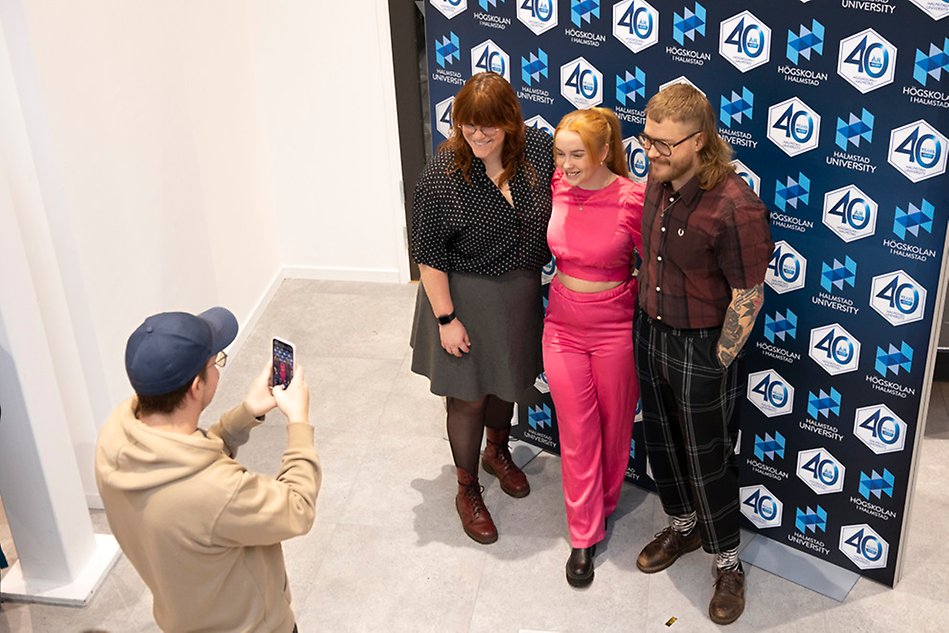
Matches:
[565,544,596,587]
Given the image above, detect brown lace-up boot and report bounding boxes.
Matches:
[456,467,498,544]
[709,563,745,625]
[636,526,703,573]
[481,428,530,498]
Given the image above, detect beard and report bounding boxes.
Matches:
[648,156,695,184]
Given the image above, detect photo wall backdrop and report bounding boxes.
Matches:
[423,0,948,587]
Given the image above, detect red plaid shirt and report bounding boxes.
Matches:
[638,171,773,329]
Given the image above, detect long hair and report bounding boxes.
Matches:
[440,72,528,187]
[644,83,733,190]
[554,107,629,178]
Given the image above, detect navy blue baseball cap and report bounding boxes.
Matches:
[125,307,238,396]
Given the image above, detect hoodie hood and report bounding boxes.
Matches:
[96,398,224,492]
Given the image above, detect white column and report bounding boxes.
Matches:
[0,0,118,605]
[0,0,108,509]
[0,170,119,605]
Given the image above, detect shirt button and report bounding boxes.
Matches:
[656,286,661,292]
[657,256,662,262]
[661,227,666,233]
[669,197,675,202]
[657,315,663,321]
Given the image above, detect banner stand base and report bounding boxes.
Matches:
[511,438,543,470]
[740,534,859,602]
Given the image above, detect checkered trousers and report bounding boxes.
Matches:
[634,309,743,554]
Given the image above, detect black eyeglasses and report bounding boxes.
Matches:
[637,130,701,157]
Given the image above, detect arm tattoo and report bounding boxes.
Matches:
[717,284,765,367]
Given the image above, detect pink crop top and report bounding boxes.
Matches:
[547,169,645,282]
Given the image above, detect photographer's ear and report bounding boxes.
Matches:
[189,374,204,400]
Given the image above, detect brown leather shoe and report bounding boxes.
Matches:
[636,526,702,573]
[709,564,745,625]
[565,545,596,588]
[481,428,530,498]
[455,468,498,544]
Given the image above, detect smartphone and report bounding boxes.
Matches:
[271,337,295,389]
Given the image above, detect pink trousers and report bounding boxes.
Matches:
[542,276,639,548]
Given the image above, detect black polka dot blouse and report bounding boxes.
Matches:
[411,126,555,276]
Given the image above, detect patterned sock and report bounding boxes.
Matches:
[716,547,741,571]
[671,512,697,536]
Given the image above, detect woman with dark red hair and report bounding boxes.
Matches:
[409,72,554,544]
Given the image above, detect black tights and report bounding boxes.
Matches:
[446,395,514,475]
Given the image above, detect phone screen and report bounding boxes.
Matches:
[272,338,294,388]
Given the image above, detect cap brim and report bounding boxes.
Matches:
[198,307,238,356]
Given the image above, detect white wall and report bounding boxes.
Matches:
[16,0,285,413]
[0,0,407,503]
[247,1,408,282]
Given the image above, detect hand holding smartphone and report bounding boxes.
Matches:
[271,337,295,389]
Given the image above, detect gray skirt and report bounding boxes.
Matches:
[410,270,544,403]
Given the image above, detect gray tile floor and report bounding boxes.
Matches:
[2,279,949,632]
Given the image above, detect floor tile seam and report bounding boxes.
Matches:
[373,429,448,441]
[303,352,408,363]
[307,353,407,370]
[465,551,491,633]
[329,453,378,528]
[288,521,343,613]
[361,384,434,443]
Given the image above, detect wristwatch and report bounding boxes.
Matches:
[437,311,457,326]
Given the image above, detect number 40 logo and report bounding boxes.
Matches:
[471,40,510,82]
[740,485,783,529]
[796,448,846,494]
[870,270,927,326]
[747,369,794,417]
[518,0,558,36]
[434,96,454,139]
[765,241,807,294]
[837,29,896,94]
[888,119,947,183]
[613,1,660,54]
[809,323,861,375]
[768,97,820,156]
[822,185,877,243]
[839,524,889,570]
[854,404,907,455]
[560,57,603,109]
[719,11,771,72]
[430,0,467,20]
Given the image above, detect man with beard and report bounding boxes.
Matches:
[632,83,773,625]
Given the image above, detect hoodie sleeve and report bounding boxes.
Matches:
[209,423,321,546]
[207,403,261,458]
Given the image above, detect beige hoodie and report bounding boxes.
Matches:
[96,398,320,633]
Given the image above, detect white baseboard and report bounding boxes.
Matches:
[228,268,287,360]
[85,493,103,511]
[226,266,404,361]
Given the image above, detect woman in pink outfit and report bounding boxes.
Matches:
[543,107,644,587]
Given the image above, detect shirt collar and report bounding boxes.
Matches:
[662,175,702,206]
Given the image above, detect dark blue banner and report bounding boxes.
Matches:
[424,0,949,587]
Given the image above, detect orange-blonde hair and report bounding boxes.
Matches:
[554,107,629,178]
[440,72,528,187]
[644,83,733,190]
